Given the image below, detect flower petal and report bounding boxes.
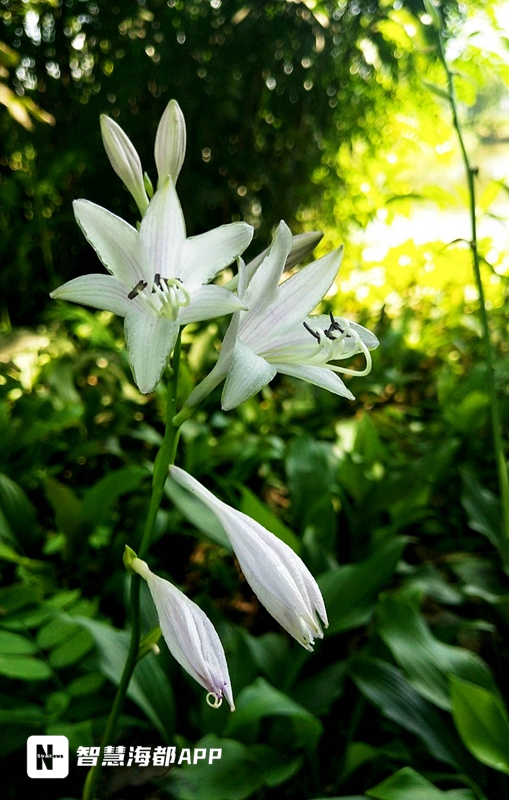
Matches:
[100,115,149,215]
[124,311,178,393]
[132,558,234,710]
[140,179,186,282]
[73,200,142,287]
[155,99,187,187]
[270,246,343,336]
[245,229,323,286]
[169,467,327,650]
[242,220,292,315]
[221,340,277,410]
[50,274,133,317]
[179,285,245,325]
[180,222,254,288]
[184,315,240,408]
[274,363,355,400]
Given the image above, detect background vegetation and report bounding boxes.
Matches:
[1,1,509,798]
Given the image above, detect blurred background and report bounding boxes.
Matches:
[2,1,509,799]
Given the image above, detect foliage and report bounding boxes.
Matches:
[1,0,509,799]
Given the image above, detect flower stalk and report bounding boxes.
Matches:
[430,7,509,563]
[83,335,183,800]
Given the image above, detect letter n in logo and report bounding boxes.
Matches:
[27,735,69,779]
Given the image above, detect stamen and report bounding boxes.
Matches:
[128,280,148,300]
[303,321,321,343]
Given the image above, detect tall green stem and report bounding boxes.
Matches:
[83,333,183,800]
[436,28,509,560]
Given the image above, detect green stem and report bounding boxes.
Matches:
[83,333,183,800]
[436,31,509,560]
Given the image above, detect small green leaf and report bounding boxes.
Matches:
[0,654,52,680]
[0,629,37,655]
[49,628,95,668]
[450,675,509,774]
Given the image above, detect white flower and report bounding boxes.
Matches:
[186,220,378,410]
[131,556,234,711]
[100,98,186,214]
[170,466,328,652]
[51,178,253,393]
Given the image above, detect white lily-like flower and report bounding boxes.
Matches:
[51,178,253,393]
[170,466,328,652]
[100,98,186,214]
[131,555,235,711]
[186,220,378,410]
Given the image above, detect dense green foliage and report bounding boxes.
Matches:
[2,1,509,799]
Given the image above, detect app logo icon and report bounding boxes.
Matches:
[27,735,69,779]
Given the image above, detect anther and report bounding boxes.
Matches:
[328,311,344,334]
[128,280,148,300]
[303,321,321,342]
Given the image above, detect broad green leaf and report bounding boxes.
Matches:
[0,629,37,655]
[42,476,83,540]
[460,470,504,554]
[286,435,337,546]
[81,466,148,527]
[376,593,497,710]
[0,654,52,680]
[165,476,231,549]
[367,766,475,799]
[319,537,407,634]
[170,734,302,800]
[224,676,322,751]
[239,486,301,553]
[450,675,509,774]
[0,472,38,547]
[76,617,175,740]
[349,657,468,770]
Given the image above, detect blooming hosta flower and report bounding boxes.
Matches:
[170,466,328,651]
[51,105,253,393]
[186,220,378,410]
[130,555,235,710]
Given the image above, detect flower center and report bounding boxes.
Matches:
[303,312,373,376]
[128,275,190,320]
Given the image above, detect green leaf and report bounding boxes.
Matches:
[239,486,301,553]
[37,617,79,650]
[367,766,475,799]
[286,435,336,545]
[67,672,105,697]
[170,734,302,800]
[224,677,322,750]
[0,472,38,547]
[319,537,407,634]
[0,629,37,655]
[0,654,52,680]
[349,657,468,770]
[42,476,83,540]
[422,80,451,101]
[460,470,504,554]
[76,617,175,740]
[450,675,509,774]
[376,593,497,710]
[81,466,148,527]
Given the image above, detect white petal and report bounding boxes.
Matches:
[155,99,187,187]
[245,230,323,286]
[132,559,234,710]
[50,274,133,317]
[241,221,292,320]
[140,179,186,281]
[124,311,178,393]
[180,222,254,288]
[169,467,327,649]
[271,247,343,336]
[73,200,142,287]
[184,315,239,408]
[100,115,149,215]
[179,285,245,325]
[221,341,277,410]
[275,363,355,400]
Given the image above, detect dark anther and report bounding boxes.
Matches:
[328,311,344,333]
[324,328,337,340]
[128,280,148,300]
[303,321,321,342]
